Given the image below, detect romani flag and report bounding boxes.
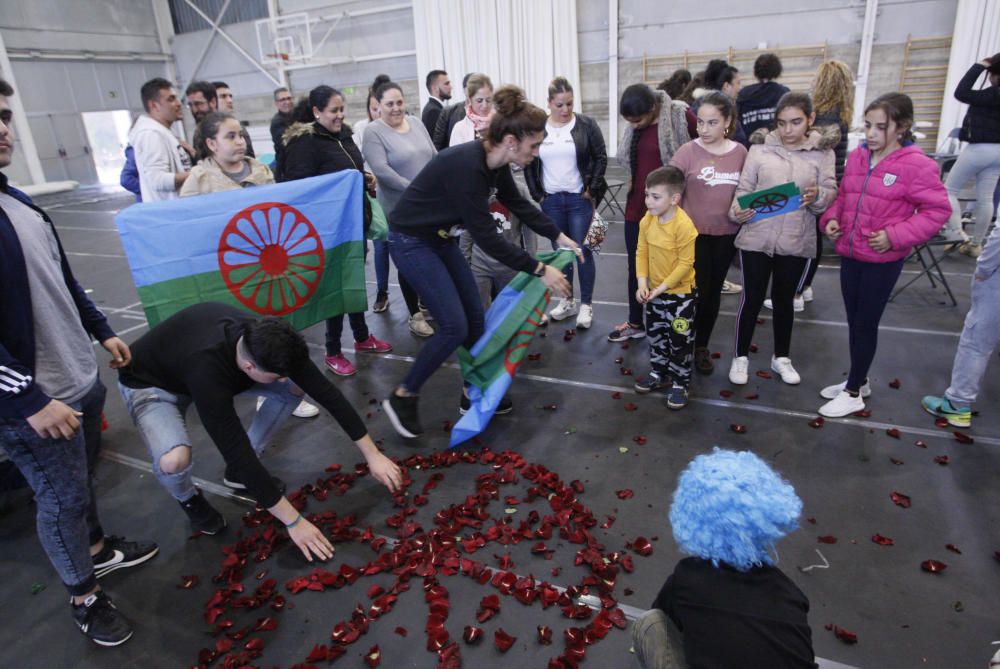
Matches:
[115,171,367,329]
[449,249,575,447]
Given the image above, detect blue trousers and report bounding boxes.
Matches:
[839,256,905,391]
[543,191,595,304]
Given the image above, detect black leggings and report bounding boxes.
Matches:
[734,250,808,357]
[802,231,823,289]
[693,234,737,349]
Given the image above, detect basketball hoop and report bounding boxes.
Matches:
[256,13,313,67]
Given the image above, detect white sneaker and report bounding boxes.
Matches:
[408,312,434,337]
[818,390,866,418]
[550,298,578,321]
[293,400,319,418]
[576,303,593,329]
[729,356,749,385]
[770,356,801,385]
[763,297,804,312]
[820,379,872,400]
[801,286,814,302]
[721,280,742,295]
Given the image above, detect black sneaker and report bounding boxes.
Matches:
[93,536,159,578]
[222,468,287,496]
[634,371,665,394]
[666,385,689,410]
[178,490,228,536]
[382,393,423,438]
[71,590,133,647]
[372,291,389,313]
[460,393,513,415]
[694,347,714,375]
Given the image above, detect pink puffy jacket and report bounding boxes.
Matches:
[819,143,951,264]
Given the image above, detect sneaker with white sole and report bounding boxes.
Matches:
[92,536,159,578]
[408,312,434,337]
[801,286,814,302]
[920,395,972,428]
[325,353,357,377]
[607,322,646,342]
[721,280,742,294]
[575,304,593,329]
[71,591,133,647]
[818,390,865,417]
[729,356,749,385]
[770,356,801,385]
[763,297,804,312]
[293,400,319,418]
[550,298,578,321]
[383,393,422,438]
[820,379,872,400]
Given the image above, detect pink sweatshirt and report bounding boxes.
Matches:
[819,143,950,264]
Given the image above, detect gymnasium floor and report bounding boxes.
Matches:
[1,180,998,669]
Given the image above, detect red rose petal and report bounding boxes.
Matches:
[254,617,278,632]
[833,626,858,644]
[537,625,553,645]
[953,431,974,444]
[889,378,901,389]
[806,517,816,524]
[921,559,947,573]
[632,435,647,445]
[624,402,638,411]
[934,417,949,428]
[365,645,381,668]
[853,409,872,417]
[755,370,772,379]
[494,628,516,653]
[749,343,759,353]
[886,428,901,439]
[463,626,483,644]
[719,389,734,398]
[614,356,624,364]
[994,551,1000,563]
[817,535,838,544]
[889,457,904,465]
[615,489,634,500]
[890,491,911,508]
[630,536,653,556]
[914,440,928,448]
[745,393,759,400]
[809,418,825,429]
[934,455,950,465]
[945,544,962,554]
[611,392,622,399]
[871,534,894,546]
[178,574,199,589]
[527,353,542,361]
[730,423,747,434]
[244,637,265,651]
[710,351,721,359]
[394,627,408,637]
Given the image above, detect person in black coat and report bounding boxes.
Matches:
[283,86,392,377]
[523,77,608,330]
[420,69,452,136]
[737,53,790,138]
[943,53,1000,256]
[269,86,295,180]
[432,72,473,150]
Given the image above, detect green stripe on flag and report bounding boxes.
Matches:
[137,240,367,329]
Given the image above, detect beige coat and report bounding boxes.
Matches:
[179,157,274,197]
[731,126,839,258]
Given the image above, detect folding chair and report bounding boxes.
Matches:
[889,238,958,306]
[601,178,626,219]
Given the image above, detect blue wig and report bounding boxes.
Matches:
[669,448,801,572]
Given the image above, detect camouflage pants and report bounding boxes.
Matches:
[646,291,697,389]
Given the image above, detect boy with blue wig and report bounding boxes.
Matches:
[632,448,817,669]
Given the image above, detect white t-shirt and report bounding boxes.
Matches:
[539,116,583,194]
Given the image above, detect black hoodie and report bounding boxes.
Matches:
[737,81,790,137]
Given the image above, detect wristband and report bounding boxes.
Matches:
[284,513,303,529]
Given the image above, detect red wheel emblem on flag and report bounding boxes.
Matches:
[218,201,324,315]
[502,301,549,376]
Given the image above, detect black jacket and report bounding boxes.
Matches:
[433,103,466,151]
[421,98,444,137]
[955,63,1000,144]
[523,113,608,204]
[283,121,372,230]
[0,174,115,419]
[269,111,293,180]
[737,81,790,137]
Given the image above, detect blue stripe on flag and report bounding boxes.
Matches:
[115,171,363,287]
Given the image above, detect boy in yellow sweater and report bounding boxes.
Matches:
[634,166,699,409]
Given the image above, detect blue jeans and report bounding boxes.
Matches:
[542,191,595,304]
[840,256,905,392]
[373,239,390,293]
[944,142,1000,243]
[945,230,1000,408]
[117,380,299,502]
[0,378,107,595]
[388,229,484,393]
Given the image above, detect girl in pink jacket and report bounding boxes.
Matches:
[817,93,951,417]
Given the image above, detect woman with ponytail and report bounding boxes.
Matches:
[382,86,582,439]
